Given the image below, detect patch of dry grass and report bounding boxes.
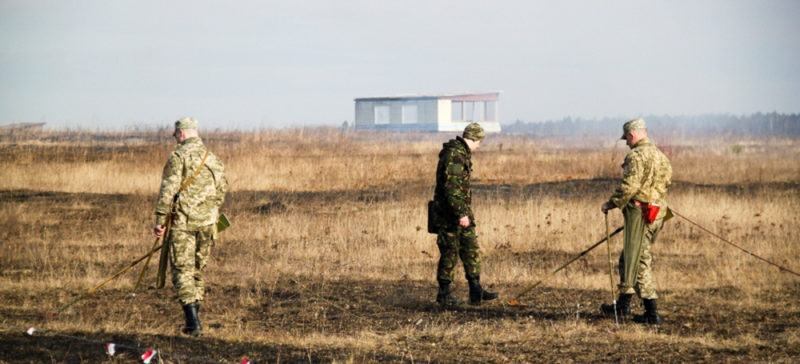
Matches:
[0,129,798,362]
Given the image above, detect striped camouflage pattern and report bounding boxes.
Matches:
[608,137,672,214]
[155,137,227,231]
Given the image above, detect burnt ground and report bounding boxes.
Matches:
[1,279,799,363]
[1,181,800,363]
[1,178,798,217]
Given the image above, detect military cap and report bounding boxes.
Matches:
[621,118,646,139]
[175,117,198,130]
[463,122,485,141]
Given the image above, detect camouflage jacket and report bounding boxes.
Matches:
[608,137,672,210]
[155,137,227,231]
[433,136,473,225]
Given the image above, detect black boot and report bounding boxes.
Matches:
[436,281,461,307]
[633,299,662,325]
[181,302,203,336]
[601,293,632,318]
[467,277,498,305]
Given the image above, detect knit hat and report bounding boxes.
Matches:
[462,122,485,141]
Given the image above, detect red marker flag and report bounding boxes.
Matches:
[141,349,157,363]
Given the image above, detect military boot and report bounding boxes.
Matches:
[633,298,662,325]
[467,277,498,305]
[601,293,632,318]
[181,301,203,336]
[436,281,461,307]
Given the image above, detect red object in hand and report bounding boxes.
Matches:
[643,203,660,223]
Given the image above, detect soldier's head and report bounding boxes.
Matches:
[462,122,485,151]
[173,117,199,142]
[621,118,647,148]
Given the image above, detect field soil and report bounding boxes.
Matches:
[1,134,799,363]
[2,181,799,363]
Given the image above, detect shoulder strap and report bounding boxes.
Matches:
[178,148,210,193]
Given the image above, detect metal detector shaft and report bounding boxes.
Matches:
[156,207,176,288]
[56,242,165,314]
[511,226,624,302]
[134,236,162,292]
[605,214,619,325]
[670,208,800,277]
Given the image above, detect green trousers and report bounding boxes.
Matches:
[618,203,664,300]
[436,225,481,283]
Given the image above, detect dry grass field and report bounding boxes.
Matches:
[1,128,799,363]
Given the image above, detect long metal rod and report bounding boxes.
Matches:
[134,236,162,292]
[605,214,618,325]
[510,226,624,303]
[55,242,165,315]
[671,209,800,277]
[156,209,176,288]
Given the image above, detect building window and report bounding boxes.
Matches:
[464,102,474,121]
[463,101,483,121]
[402,104,418,124]
[485,101,496,121]
[473,101,485,122]
[451,101,463,121]
[374,105,390,124]
[452,100,496,122]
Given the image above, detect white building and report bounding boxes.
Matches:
[354,92,501,132]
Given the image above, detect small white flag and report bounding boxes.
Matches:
[105,342,116,356]
[25,327,35,336]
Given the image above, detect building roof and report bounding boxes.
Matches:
[355,92,499,102]
[0,122,46,130]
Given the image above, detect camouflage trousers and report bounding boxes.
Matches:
[436,225,481,283]
[168,225,216,305]
[618,204,664,300]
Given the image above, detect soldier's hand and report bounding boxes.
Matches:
[153,224,166,238]
[601,202,612,214]
[459,216,470,228]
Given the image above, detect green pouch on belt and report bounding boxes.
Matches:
[217,213,232,233]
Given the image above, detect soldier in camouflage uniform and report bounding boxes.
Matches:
[600,118,672,325]
[153,117,227,336]
[430,122,498,306]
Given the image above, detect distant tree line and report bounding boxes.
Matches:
[503,112,800,137]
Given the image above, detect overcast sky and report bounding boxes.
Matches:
[1,0,798,130]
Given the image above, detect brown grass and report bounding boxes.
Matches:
[0,129,798,363]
